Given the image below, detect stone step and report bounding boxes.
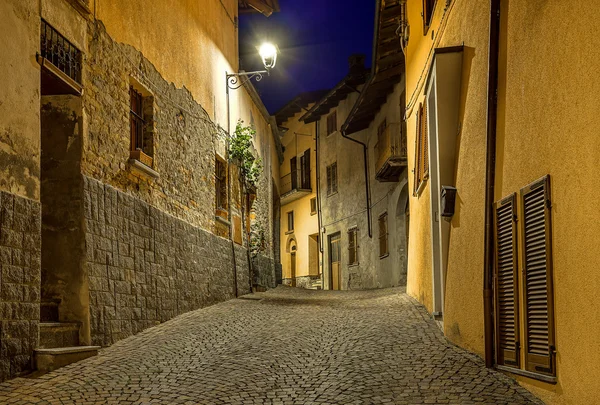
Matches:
[39,322,80,349]
[40,299,60,322]
[34,346,100,373]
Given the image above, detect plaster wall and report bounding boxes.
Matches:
[279,110,318,281]
[493,1,600,403]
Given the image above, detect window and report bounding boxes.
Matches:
[300,148,311,190]
[327,111,337,135]
[423,0,436,33]
[348,228,358,266]
[494,175,556,380]
[310,197,317,215]
[378,213,389,258]
[215,157,228,215]
[40,20,82,86]
[287,211,294,233]
[129,83,155,167]
[413,102,429,196]
[326,162,338,196]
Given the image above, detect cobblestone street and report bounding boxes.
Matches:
[0,287,542,404]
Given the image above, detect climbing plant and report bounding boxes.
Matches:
[229,120,263,188]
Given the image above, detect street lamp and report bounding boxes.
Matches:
[226,42,278,90]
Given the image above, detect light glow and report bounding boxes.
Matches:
[259,43,278,69]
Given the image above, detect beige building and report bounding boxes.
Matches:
[275,91,327,289]
[0,0,280,380]
[401,0,600,403]
[300,43,408,291]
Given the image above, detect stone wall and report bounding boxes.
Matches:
[84,176,251,346]
[0,191,41,380]
[252,253,277,289]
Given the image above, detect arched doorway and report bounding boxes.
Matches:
[395,183,409,285]
[286,236,297,287]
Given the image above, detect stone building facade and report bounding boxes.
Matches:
[299,48,408,291]
[0,0,281,380]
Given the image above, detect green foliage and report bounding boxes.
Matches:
[229,120,263,188]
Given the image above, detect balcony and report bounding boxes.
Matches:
[280,169,311,205]
[374,122,407,182]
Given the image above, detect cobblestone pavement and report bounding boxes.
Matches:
[0,287,542,404]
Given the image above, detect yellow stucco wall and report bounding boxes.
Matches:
[279,110,318,280]
[406,0,600,403]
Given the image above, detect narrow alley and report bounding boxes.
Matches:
[0,288,541,405]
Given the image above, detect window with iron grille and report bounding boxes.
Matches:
[129,84,155,166]
[215,157,228,213]
[348,227,358,266]
[327,111,337,135]
[379,213,389,258]
[40,20,82,85]
[326,162,338,196]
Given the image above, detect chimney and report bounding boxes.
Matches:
[348,54,366,74]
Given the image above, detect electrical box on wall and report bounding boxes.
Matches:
[441,186,457,217]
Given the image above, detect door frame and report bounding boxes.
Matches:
[328,232,341,290]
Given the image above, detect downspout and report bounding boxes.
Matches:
[316,120,323,254]
[484,0,501,369]
[341,130,372,238]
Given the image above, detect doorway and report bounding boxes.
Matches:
[290,250,297,287]
[329,233,341,290]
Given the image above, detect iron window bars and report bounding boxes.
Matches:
[40,20,82,84]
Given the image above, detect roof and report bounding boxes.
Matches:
[274,90,330,127]
[238,0,280,17]
[342,0,405,135]
[300,55,370,124]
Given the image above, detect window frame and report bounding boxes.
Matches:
[413,102,429,196]
[310,197,317,215]
[327,111,337,136]
[347,227,359,266]
[422,0,437,35]
[378,212,389,259]
[215,156,228,216]
[287,211,295,233]
[326,162,338,197]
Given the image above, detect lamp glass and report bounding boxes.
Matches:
[259,43,278,69]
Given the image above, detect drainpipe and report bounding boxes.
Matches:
[316,120,323,253]
[341,130,372,238]
[484,0,501,369]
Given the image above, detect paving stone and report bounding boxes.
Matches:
[0,287,542,404]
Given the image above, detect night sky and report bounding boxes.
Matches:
[239,0,375,114]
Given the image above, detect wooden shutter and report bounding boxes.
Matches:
[302,148,311,189]
[332,163,338,193]
[290,156,298,190]
[326,165,332,195]
[521,175,555,376]
[422,102,429,177]
[494,193,520,367]
[379,213,389,257]
[414,103,426,195]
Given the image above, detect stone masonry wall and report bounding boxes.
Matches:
[84,176,250,346]
[0,191,41,380]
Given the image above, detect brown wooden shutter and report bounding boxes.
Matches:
[290,156,298,190]
[422,102,429,177]
[494,193,520,367]
[413,103,424,195]
[326,165,332,195]
[348,228,358,265]
[302,148,311,189]
[521,175,555,376]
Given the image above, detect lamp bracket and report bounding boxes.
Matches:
[226,70,269,90]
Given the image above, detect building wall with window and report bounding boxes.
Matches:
[404,0,600,403]
[0,0,281,381]
[278,109,319,288]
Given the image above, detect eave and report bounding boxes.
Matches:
[342,0,405,135]
[274,90,329,127]
[238,0,280,17]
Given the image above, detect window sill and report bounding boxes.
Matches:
[348,263,359,268]
[327,191,338,198]
[310,212,317,216]
[215,216,231,227]
[285,230,294,235]
[496,365,557,385]
[129,158,159,179]
[379,253,389,260]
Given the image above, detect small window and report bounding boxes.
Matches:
[326,162,338,196]
[423,0,436,34]
[327,111,337,135]
[215,157,228,215]
[379,213,389,258]
[310,197,317,215]
[413,102,429,196]
[129,83,155,167]
[348,228,358,266]
[287,211,294,232]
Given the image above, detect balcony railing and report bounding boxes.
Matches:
[40,20,82,85]
[280,168,311,199]
[374,122,408,182]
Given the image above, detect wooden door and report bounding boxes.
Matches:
[290,252,296,287]
[329,233,341,290]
